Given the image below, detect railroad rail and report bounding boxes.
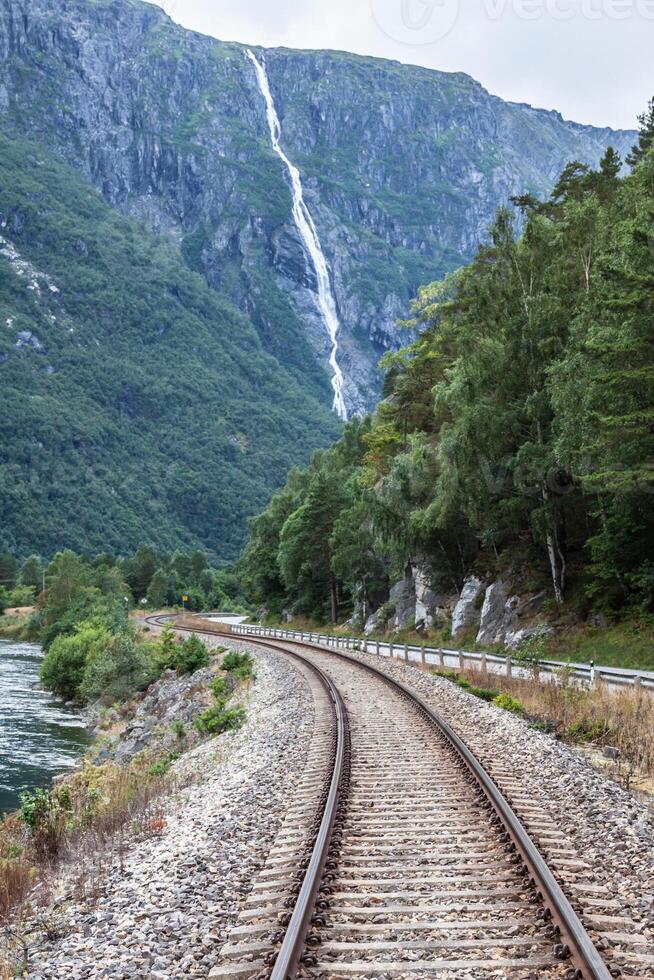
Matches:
[147,616,620,979]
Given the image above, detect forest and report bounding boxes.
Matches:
[239,102,654,628]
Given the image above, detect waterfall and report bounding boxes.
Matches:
[246,49,348,422]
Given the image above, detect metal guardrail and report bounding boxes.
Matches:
[232,624,654,692]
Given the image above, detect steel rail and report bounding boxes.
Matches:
[147,616,612,980]
[145,616,351,980]
[236,631,613,980]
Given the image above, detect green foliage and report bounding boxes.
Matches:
[194,705,246,736]
[7,584,35,606]
[80,629,155,703]
[491,693,526,716]
[0,128,340,561]
[40,622,111,701]
[173,635,210,676]
[220,651,254,680]
[155,625,179,671]
[210,676,232,699]
[567,718,614,743]
[170,720,187,740]
[239,112,654,624]
[147,753,180,777]
[0,554,17,591]
[19,556,43,593]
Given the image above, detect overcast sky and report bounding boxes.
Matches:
[151,0,651,131]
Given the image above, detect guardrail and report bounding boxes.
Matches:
[231,623,654,692]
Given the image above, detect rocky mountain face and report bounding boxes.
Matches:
[363,561,552,652]
[0,0,636,415]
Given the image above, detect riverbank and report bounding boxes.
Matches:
[0,608,32,643]
[0,633,257,976]
[0,640,90,815]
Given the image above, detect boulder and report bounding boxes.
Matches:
[505,625,555,650]
[413,560,436,629]
[451,577,485,636]
[476,580,510,645]
[364,608,383,636]
[390,573,416,630]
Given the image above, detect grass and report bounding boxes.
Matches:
[542,618,654,672]
[436,663,654,789]
[0,750,179,972]
[0,610,32,642]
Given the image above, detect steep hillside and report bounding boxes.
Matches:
[0,128,340,559]
[0,0,635,413]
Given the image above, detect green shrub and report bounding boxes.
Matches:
[210,676,232,700]
[18,788,66,858]
[567,718,614,743]
[195,705,246,736]
[155,625,179,671]
[492,693,526,716]
[7,585,36,607]
[40,623,110,700]
[147,753,179,777]
[221,651,254,679]
[175,635,210,675]
[170,719,187,739]
[80,629,154,703]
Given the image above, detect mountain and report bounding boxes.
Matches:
[0,0,636,557]
[0,129,340,560]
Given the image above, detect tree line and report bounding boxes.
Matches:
[239,101,654,626]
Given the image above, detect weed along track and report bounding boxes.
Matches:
[153,620,621,979]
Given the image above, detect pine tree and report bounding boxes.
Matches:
[627,96,654,168]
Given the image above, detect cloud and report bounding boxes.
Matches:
[149,0,648,129]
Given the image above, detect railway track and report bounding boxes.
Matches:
[146,617,618,980]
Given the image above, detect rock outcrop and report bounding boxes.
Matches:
[451,577,485,637]
[0,0,636,414]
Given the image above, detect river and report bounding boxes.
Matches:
[0,639,90,814]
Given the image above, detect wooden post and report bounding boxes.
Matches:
[506,656,513,679]
[439,648,445,669]
[420,648,426,669]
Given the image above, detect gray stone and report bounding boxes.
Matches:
[504,625,555,650]
[476,580,510,645]
[389,572,416,630]
[364,608,383,636]
[413,559,436,630]
[451,577,485,637]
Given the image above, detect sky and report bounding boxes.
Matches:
[150,0,653,131]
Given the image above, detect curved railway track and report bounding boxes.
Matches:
[146,617,616,980]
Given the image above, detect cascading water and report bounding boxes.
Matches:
[246,49,348,421]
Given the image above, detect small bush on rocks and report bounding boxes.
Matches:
[147,753,180,777]
[221,651,255,680]
[174,635,210,676]
[491,693,526,716]
[170,719,186,739]
[210,676,233,699]
[194,705,246,736]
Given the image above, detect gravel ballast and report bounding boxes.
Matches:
[25,647,314,980]
[292,641,654,977]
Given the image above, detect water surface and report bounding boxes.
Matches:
[0,639,90,814]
